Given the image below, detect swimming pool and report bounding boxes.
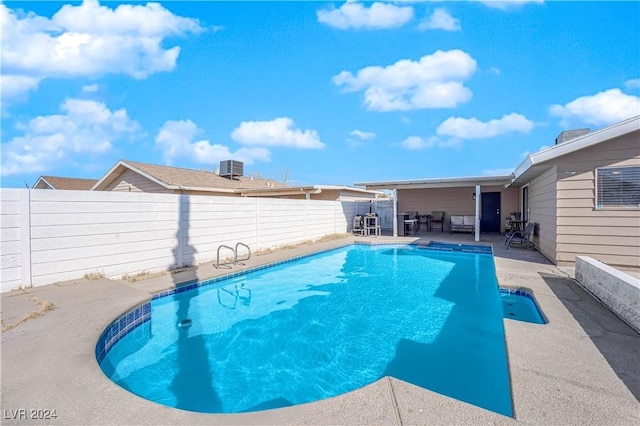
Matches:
[98,244,513,416]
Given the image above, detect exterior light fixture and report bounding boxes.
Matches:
[472,192,476,200]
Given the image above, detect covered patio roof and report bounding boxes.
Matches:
[354,174,514,190]
[239,184,384,199]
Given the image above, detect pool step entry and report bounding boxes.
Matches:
[215,242,252,269]
[499,288,547,324]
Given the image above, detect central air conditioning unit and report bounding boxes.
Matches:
[555,128,590,145]
[219,160,244,179]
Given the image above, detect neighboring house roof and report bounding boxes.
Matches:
[238,184,385,198]
[91,160,287,192]
[511,115,640,186]
[33,176,99,190]
[354,175,514,190]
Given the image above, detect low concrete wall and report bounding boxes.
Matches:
[575,256,640,333]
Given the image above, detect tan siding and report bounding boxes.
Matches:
[560,226,640,237]
[314,191,340,201]
[558,207,639,217]
[557,199,593,208]
[557,253,639,268]
[527,166,558,262]
[557,243,634,256]
[398,185,518,232]
[553,130,640,268]
[557,216,640,226]
[556,189,594,199]
[105,169,171,193]
[556,234,639,246]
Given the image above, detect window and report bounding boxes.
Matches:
[596,166,640,208]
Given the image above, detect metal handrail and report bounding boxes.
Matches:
[215,244,235,269]
[234,242,251,264]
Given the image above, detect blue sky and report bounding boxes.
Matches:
[1,0,639,188]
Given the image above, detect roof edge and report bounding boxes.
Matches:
[33,176,54,189]
[354,174,514,190]
[91,160,172,191]
[512,115,640,183]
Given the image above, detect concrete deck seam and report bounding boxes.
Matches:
[385,377,403,425]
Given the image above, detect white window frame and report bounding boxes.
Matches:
[595,165,640,210]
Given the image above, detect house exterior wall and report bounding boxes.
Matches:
[398,185,518,232]
[105,169,172,193]
[0,189,354,292]
[525,166,558,263]
[553,131,640,267]
[33,181,53,190]
[176,189,238,197]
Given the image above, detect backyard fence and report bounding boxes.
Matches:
[0,189,357,292]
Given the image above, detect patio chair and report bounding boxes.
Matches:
[506,222,535,249]
[352,215,365,236]
[430,211,445,232]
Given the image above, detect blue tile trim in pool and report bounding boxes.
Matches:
[95,302,151,364]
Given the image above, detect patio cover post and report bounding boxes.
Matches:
[393,189,398,237]
[474,184,480,242]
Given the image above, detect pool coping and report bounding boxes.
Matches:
[2,234,639,425]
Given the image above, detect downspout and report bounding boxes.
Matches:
[393,188,398,237]
[474,184,480,242]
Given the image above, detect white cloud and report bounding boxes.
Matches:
[231,117,326,149]
[1,99,140,176]
[479,0,544,10]
[350,129,376,140]
[400,135,436,150]
[82,84,99,92]
[418,8,460,31]
[487,67,501,76]
[0,75,41,100]
[436,113,534,139]
[549,88,640,127]
[333,49,477,111]
[346,129,375,148]
[483,167,514,175]
[521,144,550,159]
[625,78,640,90]
[1,0,203,101]
[155,120,270,166]
[317,1,413,30]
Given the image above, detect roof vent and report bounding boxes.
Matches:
[219,160,243,179]
[555,128,590,145]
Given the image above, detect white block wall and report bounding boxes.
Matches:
[0,190,22,290]
[575,256,640,333]
[0,189,355,292]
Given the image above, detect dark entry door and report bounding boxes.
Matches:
[481,192,501,233]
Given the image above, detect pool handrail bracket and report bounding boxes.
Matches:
[215,242,252,269]
[235,242,252,265]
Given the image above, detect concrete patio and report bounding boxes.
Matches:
[1,232,639,425]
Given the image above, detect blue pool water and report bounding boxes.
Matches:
[500,289,547,324]
[99,244,513,416]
